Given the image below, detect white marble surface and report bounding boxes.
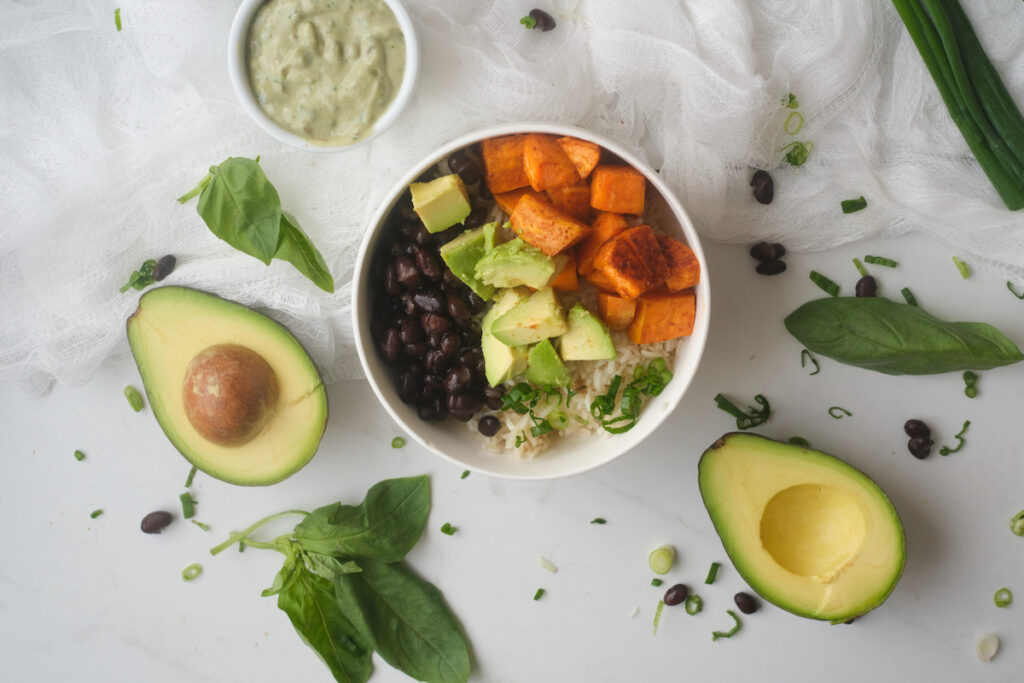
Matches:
[2,233,1022,682]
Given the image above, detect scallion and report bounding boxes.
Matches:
[705,562,721,585]
[901,287,919,306]
[182,563,202,582]
[90,509,103,519]
[953,256,970,279]
[711,610,742,641]
[801,349,820,376]
[460,470,470,479]
[963,371,979,398]
[784,111,804,135]
[939,420,970,455]
[537,557,558,574]
[780,141,813,167]
[440,522,457,536]
[1007,282,1024,300]
[391,436,405,448]
[547,410,570,430]
[648,545,675,575]
[184,465,197,487]
[651,578,663,587]
[180,491,196,519]
[1010,510,1024,536]
[714,393,771,430]
[124,385,144,412]
[781,93,799,109]
[841,196,868,213]
[590,518,606,525]
[653,600,665,635]
[809,270,840,297]
[864,255,899,267]
[191,520,211,532]
[533,588,545,601]
[853,258,868,277]
[685,594,703,615]
[828,406,852,419]
[74,449,86,462]
[114,8,122,31]
[994,587,1012,608]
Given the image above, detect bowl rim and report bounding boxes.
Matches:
[227,0,419,153]
[352,122,711,479]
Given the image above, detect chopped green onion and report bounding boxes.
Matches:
[713,393,771,430]
[180,492,196,519]
[90,509,103,519]
[864,255,898,267]
[994,588,1012,608]
[784,111,804,135]
[120,259,157,293]
[653,600,665,635]
[124,385,144,412]
[685,594,703,615]
[963,371,979,398]
[530,420,553,438]
[841,196,868,213]
[800,349,820,376]
[460,470,470,479]
[953,256,970,279]
[901,287,918,306]
[705,562,721,585]
[781,93,799,109]
[828,406,852,419]
[788,436,810,448]
[533,588,545,601]
[591,359,672,434]
[114,8,122,31]
[651,578,663,587]
[440,522,457,536]
[537,557,558,573]
[711,610,742,641]
[1010,510,1024,536]
[1007,282,1024,300]
[809,270,840,297]
[182,563,203,582]
[520,15,537,29]
[648,545,675,575]
[780,141,813,166]
[853,258,868,277]
[184,465,197,487]
[590,518,607,525]
[74,449,86,462]
[191,520,211,532]
[939,420,971,455]
[514,433,526,448]
[391,436,405,448]
[547,410,570,430]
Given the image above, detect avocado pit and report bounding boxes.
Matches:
[182,344,279,447]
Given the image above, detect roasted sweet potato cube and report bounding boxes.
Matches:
[597,293,637,331]
[509,193,591,256]
[482,135,529,193]
[494,187,545,215]
[577,212,629,275]
[657,235,701,292]
[593,225,668,299]
[549,251,579,292]
[583,268,618,294]
[590,165,646,215]
[524,134,581,192]
[546,184,591,221]
[557,136,601,179]
[628,290,696,344]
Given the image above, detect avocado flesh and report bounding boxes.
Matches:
[481,289,529,387]
[559,303,616,361]
[127,286,327,486]
[698,433,905,622]
[525,339,571,387]
[410,173,472,233]
[475,238,556,290]
[439,226,495,301]
[490,287,568,347]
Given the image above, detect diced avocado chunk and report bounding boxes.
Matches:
[475,238,557,290]
[490,287,568,347]
[482,221,499,252]
[525,339,571,387]
[560,303,617,361]
[439,227,495,301]
[410,174,472,233]
[482,289,529,386]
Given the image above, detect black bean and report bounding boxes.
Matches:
[439,331,461,358]
[904,419,930,438]
[466,290,487,313]
[399,203,419,222]
[457,347,481,366]
[389,241,406,258]
[663,584,689,606]
[421,313,452,334]
[415,247,443,281]
[750,242,786,262]
[140,510,173,534]
[153,255,177,281]
[734,592,759,614]
[417,402,438,421]
[394,256,422,289]
[426,349,450,374]
[443,270,463,289]
[405,359,425,375]
[404,342,428,358]
[447,392,483,422]
[399,294,417,316]
[398,371,423,404]
[399,318,423,344]
[380,327,402,363]
[461,327,482,346]
[413,290,445,314]
[749,170,774,205]
[384,262,402,296]
[464,205,489,229]
[447,151,482,186]
[478,415,501,437]
[529,8,556,31]
[484,385,505,410]
[477,181,493,200]
[855,275,877,298]
[421,374,444,402]
[447,295,472,323]
[370,319,387,343]
[444,367,472,395]
[411,223,434,245]
[755,259,787,275]
[908,436,933,460]
[435,225,464,244]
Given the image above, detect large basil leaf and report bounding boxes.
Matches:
[295,476,430,563]
[334,559,470,683]
[196,157,282,264]
[277,564,373,683]
[275,210,335,293]
[785,297,1024,375]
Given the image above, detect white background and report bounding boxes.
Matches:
[3,233,1022,682]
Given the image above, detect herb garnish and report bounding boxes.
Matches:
[828,406,852,419]
[780,141,813,167]
[994,588,1012,608]
[1010,510,1024,537]
[391,437,405,449]
[178,157,334,293]
[651,578,663,587]
[853,258,867,277]
[588,359,672,434]
[74,449,86,462]
[460,470,470,479]
[590,518,607,525]
[711,610,742,641]
[963,371,979,398]
[841,196,867,214]
[784,111,804,135]
[653,600,665,635]
[191,520,211,532]
[788,436,810,447]
[180,492,196,519]
[1007,282,1024,300]
[781,93,799,109]
[440,522,457,536]
[209,476,470,683]
[114,8,122,31]
[705,562,721,585]
[124,385,144,412]
[939,420,971,455]
[648,546,675,575]
[713,393,771,430]
[901,287,918,306]
[953,256,970,279]
[185,465,198,487]
[120,259,157,293]
[520,15,538,29]
[809,270,840,297]
[864,255,898,267]
[801,349,820,375]
[90,509,103,519]
[685,594,703,615]
[181,563,202,582]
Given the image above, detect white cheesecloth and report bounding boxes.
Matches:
[2,0,1023,394]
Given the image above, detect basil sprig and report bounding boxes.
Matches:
[785,297,1024,375]
[178,157,334,293]
[211,476,470,683]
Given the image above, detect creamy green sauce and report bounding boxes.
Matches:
[247,0,406,146]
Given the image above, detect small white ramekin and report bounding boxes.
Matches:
[227,0,419,152]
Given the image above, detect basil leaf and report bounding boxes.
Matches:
[262,553,298,598]
[294,476,430,562]
[196,157,282,264]
[784,297,1024,375]
[334,559,470,683]
[276,211,335,293]
[304,552,362,580]
[277,564,373,683]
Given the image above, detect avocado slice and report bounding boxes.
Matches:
[698,433,905,622]
[474,238,557,290]
[490,287,569,347]
[525,339,571,387]
[410,173,472,233]
[559,303,616,361]
[126,286,327,486]
[481,288,529,387]
[439,226,495,300]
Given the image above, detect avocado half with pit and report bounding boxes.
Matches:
[127,286,327,486]
[698,432,905,622]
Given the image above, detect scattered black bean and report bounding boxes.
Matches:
[478,415,501,437]
[380,327,401,363]
[447,151,483,186]
[411,223,434,245]
[439,330,461,358]
[398,203,419,222]
[855,275,877,297]
[908,436,933,459]
[749,170,774,205]
[528,8,556,31]
[413,290,445,314]
[398,371,423,404]
[404,341,428,358]
[153,255,177,281]
[421,313,452,335]
[399,318,423,344]
[447,294,472,323]
[464,205,489,229]
[383,263,402,296]
[484,385,505,410]
[141,510,173,534]
[734,592,759,614]
[415,247,443,281]
[755,259,787,276]
[394,256,422,289]
[750,242,786,262]
[443,270,463,289]
[425,349,450,374]
[448,392,483,422]
[664,584,690,606]
[444,367,473,395]
[466,290,487,313]
[904,419,930,438]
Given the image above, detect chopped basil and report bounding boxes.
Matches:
[711,610,742,641]
[864,255,898,267]
[801,349,820,376]
[994,588,1012,608]
[653,600,665,635]
[180,491,196,519]
[391,436,405,449]
[939,420,970,455]
[713,393,771,430]
[901,287,918,306]
[809,270,840,297]
[953,256,970,279]
[853,257,868,277]
[124,385,144,412]
[841,196,867,214]
[685,594,703,615]
[651,578,663,587]
[90,509,103,519]
[590,517,607,525]
[181,563,203,582]
[705,562,721,585]
[185,465,198,487]
[963,371,979,398]
[828,406,852,419]
[74,449,86,462]
[440,522,457,536]
[533,588,545,601]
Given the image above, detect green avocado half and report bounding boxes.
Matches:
[698,432,905,622]
[126,286,327,486]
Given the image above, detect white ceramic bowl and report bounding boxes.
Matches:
[227,0,419,152]
[353,123,711,479]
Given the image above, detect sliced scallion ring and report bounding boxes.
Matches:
[994,588,1012,608]
[182,563,203,582]
[685,594,703,615]
[648,545,675,575]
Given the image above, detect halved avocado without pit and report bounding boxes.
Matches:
[698,432,905,622]
[127,286,327,486]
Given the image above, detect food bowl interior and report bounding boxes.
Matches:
[353,124,710,479]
